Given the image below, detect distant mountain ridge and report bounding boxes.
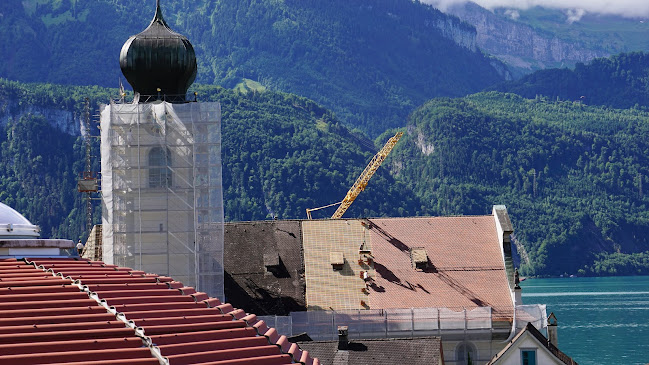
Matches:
[441,2,609,75]
[0,0,505,136]
[3,78,649,276]
[490,52,649,109]
[0,78,424,239]
[437,2,649,76]
[393,92,649,276]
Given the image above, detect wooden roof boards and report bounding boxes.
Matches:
[224,221,306,315]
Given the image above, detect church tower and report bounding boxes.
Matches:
[101,0,224,299]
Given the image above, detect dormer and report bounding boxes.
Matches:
[410,247,428,271]
[330,251,344,271]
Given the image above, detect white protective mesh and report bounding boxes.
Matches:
[259,304,547,340]
[515,304,548,333]
[272,306,502,341]
[101,101,224,300]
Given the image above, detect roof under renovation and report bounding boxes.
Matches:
[366,216,514,319]
[301,215,514,319]
[0,257,318,365]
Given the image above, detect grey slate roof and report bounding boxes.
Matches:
[224,220,306,315]
[298,337,444,365]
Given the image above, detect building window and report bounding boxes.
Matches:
[149,147,172,188]
[455,342,477,365]
[521,349,537,365]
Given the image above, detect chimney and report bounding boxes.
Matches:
[337,326,349,350]
[514,268,523,305]
[547,312,558,347]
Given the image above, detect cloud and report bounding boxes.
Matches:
[423,0,649,18]
[566,8,586,23]
[504,9,520,20]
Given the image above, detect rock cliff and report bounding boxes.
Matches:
[443,2,609,73]
[429,15,477,52]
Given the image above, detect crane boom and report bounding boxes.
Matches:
[330,131,403,219]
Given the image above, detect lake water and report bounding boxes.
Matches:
[520,276,649,365]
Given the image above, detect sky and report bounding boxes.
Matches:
[422,0,649,19]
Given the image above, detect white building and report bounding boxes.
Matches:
[487,316,577,365]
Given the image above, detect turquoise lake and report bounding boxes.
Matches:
[520,276,649,365]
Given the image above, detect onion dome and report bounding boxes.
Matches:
[0,201,40,239]
[119,0,197,98]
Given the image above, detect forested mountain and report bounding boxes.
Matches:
[3,1,648,278]
[0,0,505,136]
[0,78,425,241]
[392,92,649,276]
[491,52,649,109]
[0,113,85,240]
[3,78,649,276]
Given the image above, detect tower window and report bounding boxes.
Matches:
[149,147,172,188]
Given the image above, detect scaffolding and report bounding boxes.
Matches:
[259,306,520,341]
[259,304,547,365]
[81,224,103,261]
[100,100,224,300]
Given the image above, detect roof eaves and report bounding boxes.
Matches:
[487,323,578,365]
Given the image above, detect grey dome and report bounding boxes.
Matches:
[0,202,40,238]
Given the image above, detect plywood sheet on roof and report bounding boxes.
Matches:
[302,220,373,311]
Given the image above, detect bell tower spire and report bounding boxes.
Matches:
[154,0,164,23]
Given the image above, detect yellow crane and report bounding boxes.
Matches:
[306,131,404,219]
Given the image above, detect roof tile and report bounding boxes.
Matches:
[0,337,145,356]
[367,217,514,319]
[165,345,282,364]
[0,347,153,365]
[0,257,317,364]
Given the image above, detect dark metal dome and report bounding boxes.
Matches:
[119,0,197,99]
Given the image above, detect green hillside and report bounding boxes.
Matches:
[0,0,504,135]
[4,78,649,276]
[491,52,649,109]
[392,92,649,276]
[0,78,425,241]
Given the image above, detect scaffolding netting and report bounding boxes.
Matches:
[101,101,224,300]
[258,305,531,341]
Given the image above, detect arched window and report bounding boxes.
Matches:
[455,342,477,365]
[149,147,172,188]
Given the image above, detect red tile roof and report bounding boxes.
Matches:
[0,257,318,365]
[367,217,514,320]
